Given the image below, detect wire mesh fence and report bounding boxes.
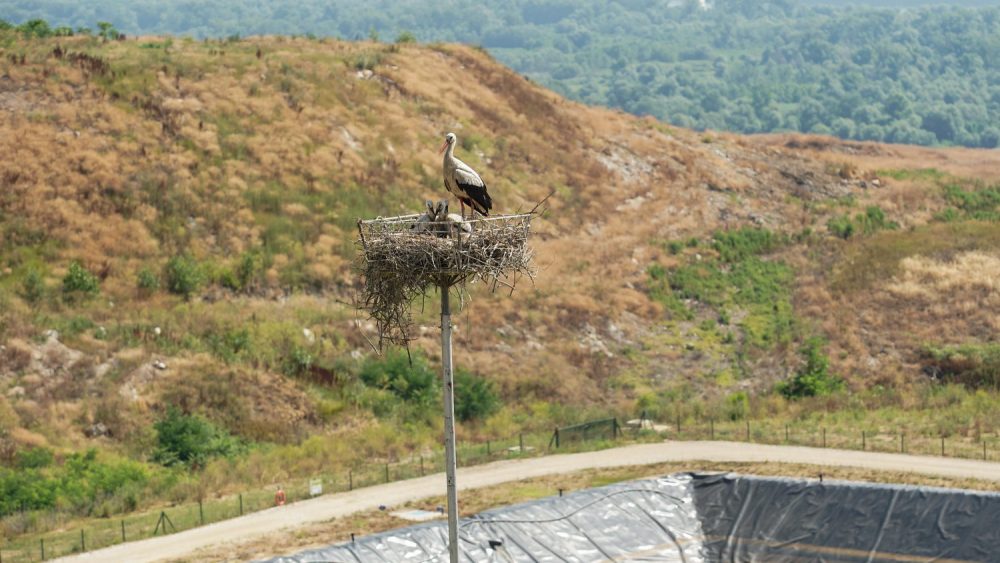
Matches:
[1,416,997,561]
[0,429,555,562]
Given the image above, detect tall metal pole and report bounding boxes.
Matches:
[441,283,460,563]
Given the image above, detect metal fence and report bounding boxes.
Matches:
[0,430,556,562]
[1,415,996,561]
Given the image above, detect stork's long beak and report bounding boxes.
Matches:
[438,140,449,155]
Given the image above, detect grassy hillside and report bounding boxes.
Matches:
[2,30,1000,541]
[3,2,999,147]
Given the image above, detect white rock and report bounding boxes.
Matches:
[302,328,315,344]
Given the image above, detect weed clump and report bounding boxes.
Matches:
[923,344,1000,390]
[62,261,100,298]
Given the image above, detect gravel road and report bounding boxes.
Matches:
[57,440,1000,562]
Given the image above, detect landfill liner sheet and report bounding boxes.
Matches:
[264,472,1000,562]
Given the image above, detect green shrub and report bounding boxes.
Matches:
[62,261,100,297]
[922,343,1000,389]
[96,21,121,40]
[136,266,160,292]
[943,184,1000,221]
[712,227,784,262]
[349,50,383,70]
[454,370,500,422]
[238,252,259,289]
[20,268,46,304]
[777,337,843,398]
[0,449,148,517]
[282,345,314,376]
[724,391,749,420]
[828,206,897,239]
[16,447,53,469]
[165,254,202,299]
[152,407,242,468]
[647,263,692,320]
[17,18,51,38]
[208,328,250,364]
[857,206,899,235]
[395,30,417,44]
[828,214,855,239]
[359,351,438,406]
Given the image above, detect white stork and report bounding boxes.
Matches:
[440,132,492,219]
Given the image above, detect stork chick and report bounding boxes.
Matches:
[434,200,473,241]
[410,200,436,233]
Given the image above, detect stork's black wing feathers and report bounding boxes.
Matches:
[457,180,492,216]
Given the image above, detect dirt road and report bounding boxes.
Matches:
[58,440,1000,562]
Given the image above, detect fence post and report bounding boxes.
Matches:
[676,414,681,435]
[822,427,826,448]
[613,418,619,440]
[862,430,866,451]
[40,539,44,561]
[239,494,243,516]
[384,463,390,483]
[199,500,204,525]
[555,427,560,448]
[745,420,750,441]
[81,529,86,552]
[900,432,905,453]
[349,470,353,491]
[121,520,126,542]
[487,440,491,455]
[519,433,524,453]
[785,424,789,443]
[984,441,987,460]
[710,418,715,440]
[420,455,425,476]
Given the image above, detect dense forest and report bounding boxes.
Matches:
[2,0,998,145]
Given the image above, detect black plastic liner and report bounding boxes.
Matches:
[264,473,1000,562]
[694,473,1000,562]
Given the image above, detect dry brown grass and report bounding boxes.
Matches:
[3,32,1000,511]
[177,460,1000,562]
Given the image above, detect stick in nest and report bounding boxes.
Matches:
[356,213,534,349]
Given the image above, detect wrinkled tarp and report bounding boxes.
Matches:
[264,473,1000,562]
[265,474,705,562]
[694,473,1000,562]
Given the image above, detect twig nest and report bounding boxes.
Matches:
[357,212,534,347]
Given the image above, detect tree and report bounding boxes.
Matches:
[359,350,438,406]
[778,337,843,399]
[152,407,241,468]
[454,370,500,422]
[165,254,202,299]
[17,19,51,38]
[921,108,961,142]
[96,21,120,41]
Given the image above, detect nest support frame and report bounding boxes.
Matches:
[356,212,534,348]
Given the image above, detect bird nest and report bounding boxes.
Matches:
[356,212,534,347]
